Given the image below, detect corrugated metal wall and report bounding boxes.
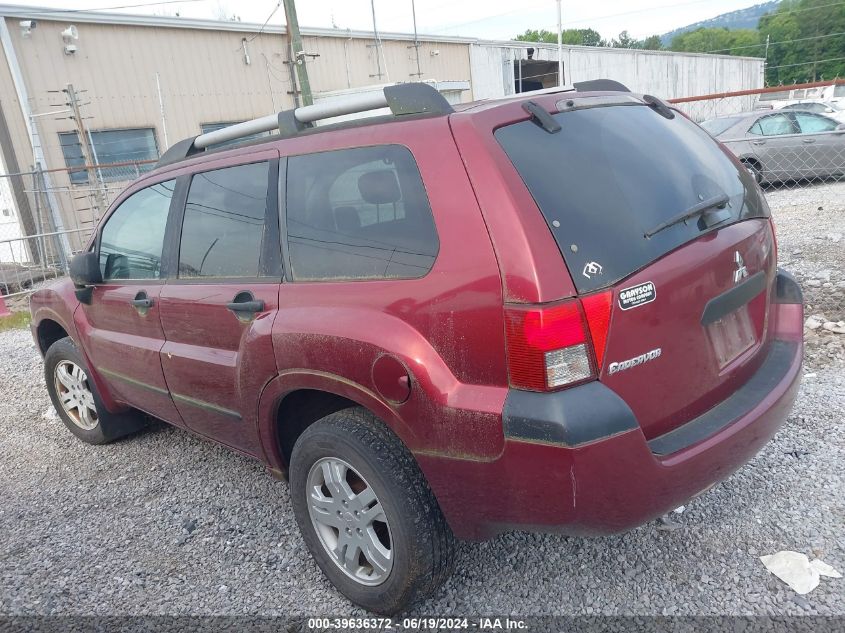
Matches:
[470,43,765,101]
[0,17,472,233]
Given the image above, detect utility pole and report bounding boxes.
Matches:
[557,0,563,86]
[64,83,107,218]
[409,0,422,78]
[369,0,388,80]
[281,0,313,106]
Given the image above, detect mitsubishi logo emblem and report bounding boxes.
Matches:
[733,251,748,284]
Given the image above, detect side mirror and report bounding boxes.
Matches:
[69,251,102,304]
[836,123,845,131]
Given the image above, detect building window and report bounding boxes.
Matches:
[59,128,159,185]
[200,122,270,150]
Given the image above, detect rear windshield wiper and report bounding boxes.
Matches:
[644,193,730,239]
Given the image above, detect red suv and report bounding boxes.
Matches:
[30,82,804,614]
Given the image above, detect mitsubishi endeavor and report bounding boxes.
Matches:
[30,81,804,614]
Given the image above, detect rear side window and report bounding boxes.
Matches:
[99,179,175,280]
[285,145,439,281]
[794,112,837,133]
[178,162,269,279]
[496,103,767,292]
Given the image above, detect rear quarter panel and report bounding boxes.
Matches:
[267,117,508,464]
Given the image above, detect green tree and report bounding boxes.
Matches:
[760,0,845,84]
[611,30,637,48]
[515,28,606,46]
[669,27,762,56]
[641,35,664,50]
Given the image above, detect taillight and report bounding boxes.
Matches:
[504,293,612,392]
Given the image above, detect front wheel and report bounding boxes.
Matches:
[44,337,145,444]
[289,408,455,614]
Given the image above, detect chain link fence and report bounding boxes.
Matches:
[0,160,154,304]
[3,80,845,307]
[669,80,845,189]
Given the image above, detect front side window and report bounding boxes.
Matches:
[99,179,175,281]
[750,114,795,136]
[60,128,158,184]
[286,145,439,281]
[794,112,838,134]
[178,162,269,279]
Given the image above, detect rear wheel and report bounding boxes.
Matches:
[44,337,146,444]
[289,408,455,614]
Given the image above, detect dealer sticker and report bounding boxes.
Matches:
[618,281,656,310]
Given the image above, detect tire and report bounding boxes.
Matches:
[44,337,146,444]
[289,408,455,614]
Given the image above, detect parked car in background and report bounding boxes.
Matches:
[755,82,845,110]
[701,109,845,184]
[776,100,845,123]
[30,82,804,614]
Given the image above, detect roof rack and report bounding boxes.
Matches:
[155,82,454,168]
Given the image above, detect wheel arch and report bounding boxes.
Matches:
[35,317,70,356]
[257,370,420,473]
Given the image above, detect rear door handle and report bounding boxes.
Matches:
[226,291,264,317]
[802,138,816,144]
[750,140,766,146]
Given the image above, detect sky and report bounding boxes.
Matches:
[7,0,770,41]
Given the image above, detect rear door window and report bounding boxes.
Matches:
[794,112,838,133]
[495,102,767,292]
[285,145,439,281]
[178,162,270,279]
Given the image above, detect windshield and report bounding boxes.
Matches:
[495,103,768,292]
[700,116,743,136]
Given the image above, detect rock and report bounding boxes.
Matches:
[822,321,845,334]
[805,316,824,330]
[805,279,822,287]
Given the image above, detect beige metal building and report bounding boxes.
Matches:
[0,4,765,254]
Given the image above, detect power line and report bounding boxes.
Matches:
[706,30,845,54]
[243,0,281,44]
[18,0,206,13]
[766,55,845,70]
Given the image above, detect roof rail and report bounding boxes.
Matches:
[155,82,454,168]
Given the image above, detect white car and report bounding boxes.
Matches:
[775,100,845,123]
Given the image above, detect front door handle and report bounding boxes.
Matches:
[802,138,816,144]
[131,291,153,315]
[226,291,264,318]
[750,140,766,146]
[226,300,265,313]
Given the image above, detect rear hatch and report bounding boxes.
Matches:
[495,95,776,439]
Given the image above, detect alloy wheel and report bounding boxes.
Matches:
[53,360,98,431]
[306,457,393,586]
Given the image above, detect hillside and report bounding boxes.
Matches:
[660,1,781,46]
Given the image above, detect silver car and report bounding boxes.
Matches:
[700,110,845,184]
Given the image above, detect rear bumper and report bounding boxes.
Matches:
[419,273,803,540]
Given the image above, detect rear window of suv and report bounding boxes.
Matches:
[495,101,767,293]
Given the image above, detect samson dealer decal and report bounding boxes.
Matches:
[618,281,656,310]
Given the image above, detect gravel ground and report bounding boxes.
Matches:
[0,184,843,617]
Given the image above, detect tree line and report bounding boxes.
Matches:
[514,0,845,85]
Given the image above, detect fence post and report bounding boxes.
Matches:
[34,165,69,272]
